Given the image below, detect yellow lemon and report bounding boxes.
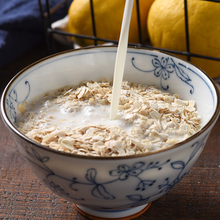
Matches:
[68,0,154,46]
[147,0,220,78]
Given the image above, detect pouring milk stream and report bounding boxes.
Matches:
[110,0,134,120]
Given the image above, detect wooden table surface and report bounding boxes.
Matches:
[0,44,220,220]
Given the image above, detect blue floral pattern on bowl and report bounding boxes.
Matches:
[131,56,194,93]
[6,80,30,123]
[2,47,219,218]
[16,132,207,210]
[6,56,194,123]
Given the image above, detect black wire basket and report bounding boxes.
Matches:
[38,0,220,81]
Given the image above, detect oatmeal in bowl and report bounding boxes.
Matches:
[17,80,202,157]
[1,47,219,219]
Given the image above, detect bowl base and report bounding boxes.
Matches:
[74,203,151,219]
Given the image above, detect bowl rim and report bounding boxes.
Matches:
[1,45,220,160]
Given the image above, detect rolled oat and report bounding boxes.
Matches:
[17,79,202,157]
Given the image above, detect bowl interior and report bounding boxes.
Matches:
[2,47,219,130]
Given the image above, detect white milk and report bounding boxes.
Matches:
[110,0,134,120]
[34,102,133,133]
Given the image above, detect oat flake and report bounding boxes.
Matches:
[17,79,202,157]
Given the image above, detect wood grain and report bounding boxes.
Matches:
[0,44,219,220]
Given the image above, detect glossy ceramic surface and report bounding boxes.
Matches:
[1,47,219,219]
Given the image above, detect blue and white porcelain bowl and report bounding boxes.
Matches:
[1,47,220,219]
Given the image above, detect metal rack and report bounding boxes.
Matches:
[38,0,220,64]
